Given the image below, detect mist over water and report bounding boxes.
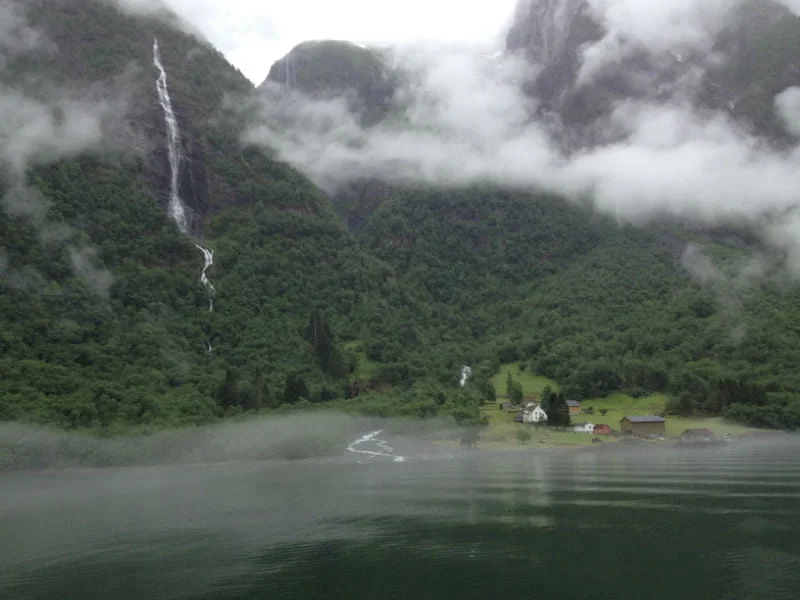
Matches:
[1,437,799,600]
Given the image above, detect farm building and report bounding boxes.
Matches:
[573,422,594,433]
[681,428,714,441]
[567,400,581,415]
[619,416,666,437]
[593,424,612,435]
[523,404,548,424]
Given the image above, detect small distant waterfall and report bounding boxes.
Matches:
[152,39,188,234]
[195,244,215,312]
[460,365,472,387]
[285,51,292,91]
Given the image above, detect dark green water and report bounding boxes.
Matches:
[2,439,799,600]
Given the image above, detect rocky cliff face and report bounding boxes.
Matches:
[260,40,397,126]
[505,0,800,144]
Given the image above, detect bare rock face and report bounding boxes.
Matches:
[260,40,397,126]
[505,0,800,144]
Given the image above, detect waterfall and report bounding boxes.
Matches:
[195,244,215,312]
[153,38,188,234]
[459,365,472,387]
[153,38,217,341]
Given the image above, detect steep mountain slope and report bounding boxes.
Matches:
[0,0,488,429]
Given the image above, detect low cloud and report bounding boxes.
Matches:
[0,0,51,55]
[245,47,800,223]
[0,87,115,174]
[69,247,115,298]
[242,0,800,272]
[775,87,800,137]
[681,243,770,343]
[1,3,118,298]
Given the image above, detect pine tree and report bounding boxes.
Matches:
[306,309,347,379]
[510,381,524,405]
[551,392,572,427]
[217,368,238,408]
[253,368,266,411]
[284,372,310,404]
[541,385,553,415]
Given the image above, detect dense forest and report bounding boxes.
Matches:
[3,0,800,434]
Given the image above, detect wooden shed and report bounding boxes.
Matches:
[619,416,666,437]
[567,400,581,415]
[681,428,714,441]
[593,424,612,436]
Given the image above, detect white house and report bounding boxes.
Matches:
[573,422,595,433]
[523,405,548,424]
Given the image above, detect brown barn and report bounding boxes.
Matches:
[593,424,612,435]
[681,428,714,441]
[619,416,666,437]
[567,400,581,415]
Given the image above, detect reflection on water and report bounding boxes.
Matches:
[1,439,799,600]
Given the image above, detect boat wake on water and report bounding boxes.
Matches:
[346,430,406,463]
[346,430,459,464]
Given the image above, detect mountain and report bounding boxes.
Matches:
[0,0,485,430]
[505,0,800,144]
[259,40,397,126]
[3,0,800,434]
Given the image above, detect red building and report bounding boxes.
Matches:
[593,424,612,435]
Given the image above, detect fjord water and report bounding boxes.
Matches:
[2,439,799,600]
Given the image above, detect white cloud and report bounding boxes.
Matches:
[0,87,115,174]
[243,36,800,268]
[775,87,800,137]
[0,0,50,54]
[579,0,745,82]
[108,0,519,83]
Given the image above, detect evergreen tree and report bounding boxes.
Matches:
[546,391,571,427]
[217,368,239,408]
[253,368,266,411]
[510,381,524,405]
[284,372,310,404]
[541,385,553,415]
[306,309,348,379]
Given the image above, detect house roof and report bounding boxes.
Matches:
[620,416,665,423]
[566,400,581,407]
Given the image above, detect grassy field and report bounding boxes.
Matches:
[490,363,559,397]
[480,363,760,448]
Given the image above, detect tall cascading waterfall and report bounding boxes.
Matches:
[153,39,216,347]
[152,39,188,234]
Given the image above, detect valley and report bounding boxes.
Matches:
[2,0,800,445]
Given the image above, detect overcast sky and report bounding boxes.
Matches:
[155,0,519,83]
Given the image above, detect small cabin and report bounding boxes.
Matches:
[619,416,666,437]
[567,400,582,415]
[681,428,714,441]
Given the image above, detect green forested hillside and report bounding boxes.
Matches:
[3,0,800,434]
[0,0,487,430]
[355,187,800,429]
